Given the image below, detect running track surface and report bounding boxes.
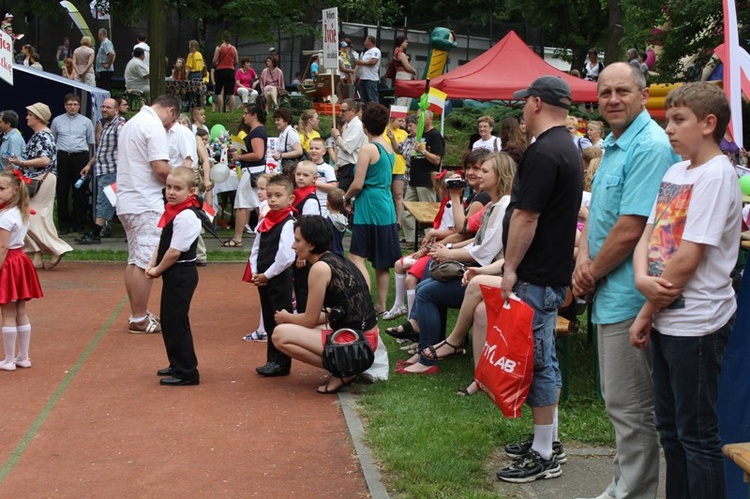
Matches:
[0,262,369,497]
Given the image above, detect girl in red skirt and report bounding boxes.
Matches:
[0,170,43,371]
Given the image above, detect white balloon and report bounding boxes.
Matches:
[210,162,231,183]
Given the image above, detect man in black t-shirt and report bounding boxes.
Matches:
[401,110,444,244]
[496,76,582,484]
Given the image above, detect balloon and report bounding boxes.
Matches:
[645,49,656,69]
[210,124,227,142]
[210,162,230,183]
[740,175,750,196]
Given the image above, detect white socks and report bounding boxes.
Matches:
[16,323,31,363]
[531,423,554,460]
[553,406,559,442]
[390,273,406,311]
[406,289,416,316]
[1,326,17,369]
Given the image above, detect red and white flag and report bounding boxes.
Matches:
[390,105,408,119]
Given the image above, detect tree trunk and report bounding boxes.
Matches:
[149,0,167,99]
[604,0,623,66]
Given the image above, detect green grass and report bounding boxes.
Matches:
[356,267,613,498]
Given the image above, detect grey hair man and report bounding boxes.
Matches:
[573,62,679,499]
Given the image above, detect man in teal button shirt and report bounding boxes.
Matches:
[574,62,679,499]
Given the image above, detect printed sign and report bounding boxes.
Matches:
[322,8,339,72]
[0,29,13,85]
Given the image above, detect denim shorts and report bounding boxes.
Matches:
[95,172,116,221]
[513,281,567,407]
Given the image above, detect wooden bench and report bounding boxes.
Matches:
[403,201,440,252]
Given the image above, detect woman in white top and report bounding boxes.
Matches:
[393,152,517,375]
[271,108,304,177]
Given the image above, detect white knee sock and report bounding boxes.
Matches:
[531,423,554,460]
[257,310,266,334]
[390,273,406,311]
[406,289,416,316]
[16,323,31,361]
[553,406,559,442]
[2,326,17,363]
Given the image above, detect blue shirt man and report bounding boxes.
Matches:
[573,62,679,499]
[96,28,116,91]
[0,110,26,168]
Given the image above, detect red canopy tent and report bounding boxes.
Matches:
[395,31,598,103]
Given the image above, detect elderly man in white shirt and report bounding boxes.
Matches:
[329,98,366,193]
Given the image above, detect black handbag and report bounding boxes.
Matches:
[322,328,375,378]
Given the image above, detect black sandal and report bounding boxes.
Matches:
[385,320,419,342]
[423,339,466,361]
[317,375,356,394]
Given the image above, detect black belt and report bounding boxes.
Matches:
[58,150,88,156]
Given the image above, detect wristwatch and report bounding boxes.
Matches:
[446,243,453,249]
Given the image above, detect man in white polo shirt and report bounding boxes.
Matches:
[355,36,381,103]
[116,95,179,334]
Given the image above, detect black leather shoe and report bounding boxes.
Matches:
[255,362,291,377]
[159,376,199,386]
[75,232,101,244]
[156,367,173,376]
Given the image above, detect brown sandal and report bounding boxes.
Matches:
[221,239,243,248]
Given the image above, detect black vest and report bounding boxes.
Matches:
[257,215,294,274]
[293,193,320,215]
[156,207,199,264]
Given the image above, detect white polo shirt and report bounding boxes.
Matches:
[116,106,169,215]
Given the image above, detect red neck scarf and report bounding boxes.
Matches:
[158,195,200,228]
[256,206,293,233]
[433,196,450,229]
[293,185,316,211]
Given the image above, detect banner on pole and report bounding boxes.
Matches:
[322,8,339,72]
[0,30,13,85]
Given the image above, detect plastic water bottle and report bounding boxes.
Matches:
[74,174,89,189]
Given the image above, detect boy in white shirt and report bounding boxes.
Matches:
[309,137,338,217]
[630,82,741,498]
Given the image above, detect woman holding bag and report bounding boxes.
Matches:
[274,215,379,394]
[7,103,72,270]
[272,108,304,178]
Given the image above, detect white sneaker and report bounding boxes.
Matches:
[0,360,16,371]
[244,225,254,234]
[14,357,31,368]
[382,305,407,321]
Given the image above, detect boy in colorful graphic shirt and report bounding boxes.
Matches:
[630,82,742,498]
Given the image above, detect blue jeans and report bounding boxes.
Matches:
[414,273,465,366]
[651,319,733,499]
[513,281,566,407]
[95,172,116,221]
[359,79,379,103]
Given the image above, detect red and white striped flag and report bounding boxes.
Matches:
[390,105,408,119]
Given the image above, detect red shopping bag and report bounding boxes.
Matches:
[474,285,535,418]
